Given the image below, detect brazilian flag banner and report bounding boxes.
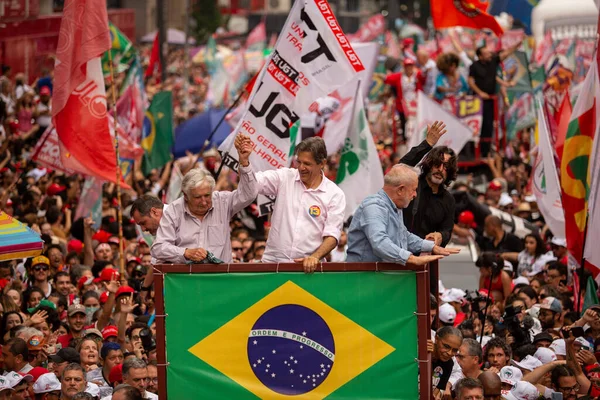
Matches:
[163,271,419,399]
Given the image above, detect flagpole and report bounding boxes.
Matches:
[107,50,126,279]
[578,214,590,316]
[345,80,362,140]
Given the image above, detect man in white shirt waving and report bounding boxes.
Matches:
[257,137,345,272]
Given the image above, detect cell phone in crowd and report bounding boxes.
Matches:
[551,392,563,400]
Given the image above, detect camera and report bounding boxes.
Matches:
[501,305,532,348]
[139,327,156,352]
[465,289,489,314]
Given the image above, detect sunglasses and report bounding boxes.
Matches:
[232,247,243,251]
[33,265,49,272]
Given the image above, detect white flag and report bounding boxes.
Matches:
[218,0,364,172]
[532,98,565,239]
[415,92,472,154]
[336,88,384,218]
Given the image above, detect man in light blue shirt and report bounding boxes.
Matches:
[347,164,459,265]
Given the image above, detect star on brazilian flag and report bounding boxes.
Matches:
[163,272,419,399]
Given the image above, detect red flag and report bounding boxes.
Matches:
[431,0,504,37]
[555,93,572,161]
[51,0,124,185]
[145,32,162,81]
[245,21,266,49]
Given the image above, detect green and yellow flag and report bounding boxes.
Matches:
[141,91,173,175]
[102,22,135,75]
[164,272,418,399]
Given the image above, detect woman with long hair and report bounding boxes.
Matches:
[434,52,468,101]
[502,233,548,277]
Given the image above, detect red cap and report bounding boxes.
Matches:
[108,364,123,385]
[5,198,12,206]
[92,230,112,243]
[77,276,93,290]
[68,239,84,254]
[138,238,149,246]
[126,256,141,264]
[102,325,119,339]
[458,211,476,228]
[403,58,416,66]
[95,268,120,283]
[488,180,502,191]
[402,37,415,47]
[40,86,51,96]
[99,291,109,304]
[28,366,50,382]
[47,183,66,196]
[116,285,135,297]
[108,237,120,245]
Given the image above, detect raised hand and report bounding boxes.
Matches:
[106,273,121,294]
[120,293,139,314]
[235,134,252,167]
[425,121,448,146]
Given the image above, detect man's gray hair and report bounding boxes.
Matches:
[182,168,216,195]
[461,338,482,362]
[122,358,148,378]
[383,164,419,187]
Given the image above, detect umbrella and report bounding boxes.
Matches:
[141,28,196,45]
[0,211,44,262]
[173,108,233,158]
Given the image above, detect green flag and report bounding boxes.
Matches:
[583,276,599,312]
[164,272,418,399]
[141,91,173,175]
[102,22,135,75]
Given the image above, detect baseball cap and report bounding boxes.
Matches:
[499,366,523,386]
[532,332,553,345]
[83,328,103,339]
[0,375,12,392]
[488,180,502,191]
[549,339,566,356]
[100,291,109,304]
[33,372,61,393]
[102,325,119,340]
[31,256,50,267]
[67,304,86,317]
[458,211,476,228]
[48,347,81,364]
[503,260,513,273]
[5,371,33,387]
[403,58,416,66]
[511,355,542,372]
[94,268,120,283]
[402,38,414,47]
[108,236,120,245]
[138,238,149,246]
[575,336,593,351]
[68,239,84,254]
[439,303,456,324]
[127,256,142,265]
[108,364,123,385]
[498,192,513,207]
[40,86,51,96]
[92,231,112,244]
[46,183,66,196]
[534,347,558,364]
[539,296,563,314]
[502,381,539,400]
[116,285,135,298]
[550,237,567,247]
[441,288,466,304]
[27,298,57,314]
[28,367,50,383]
[512,276,530,286]
[27,335,45,351]
[78,276,94,290]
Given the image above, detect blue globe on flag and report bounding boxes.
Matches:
[247,304,335,395]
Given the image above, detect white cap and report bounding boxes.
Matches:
[575,337,593,351]
[525,253,557,277]
[33,373,61,394]
[512,355,542,372]
[499,192,514,207]
[499,366,523,386]
[0,376,12,392]
[502,381,540,400]
[439,303,457,324]
[524,194,537,203]
[441,288,466,304]
[85,382,100,396]
[513,276,530,286]
[5,371,33,388]
[503,260,513,272]
[550,237,567,247]
[549,339,566,356]
[534,347,558,364]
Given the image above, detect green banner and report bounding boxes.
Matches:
[141,91,174,175]
[164,272,418,399]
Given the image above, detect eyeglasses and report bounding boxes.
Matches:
[232,247,243,251]
[558,383,580,393]
[434,161,452,170]
[546,273,561,279]
[33,265,49,272]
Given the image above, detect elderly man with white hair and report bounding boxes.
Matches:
[151,134,256,264]
[347,164,459,265]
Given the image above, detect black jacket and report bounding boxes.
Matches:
[399,140,456,247]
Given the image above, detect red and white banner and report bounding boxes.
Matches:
[112,84,144,144]
[347,14,385,43]
[500,29,525,50]
[219,0,364,174]
[533,31,554,67]
[246,21,267,50]
[31,126,77,175]
[51,0,123,185]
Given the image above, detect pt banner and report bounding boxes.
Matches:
[163,272,418,399]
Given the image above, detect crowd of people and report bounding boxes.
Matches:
[0,10,592,400]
